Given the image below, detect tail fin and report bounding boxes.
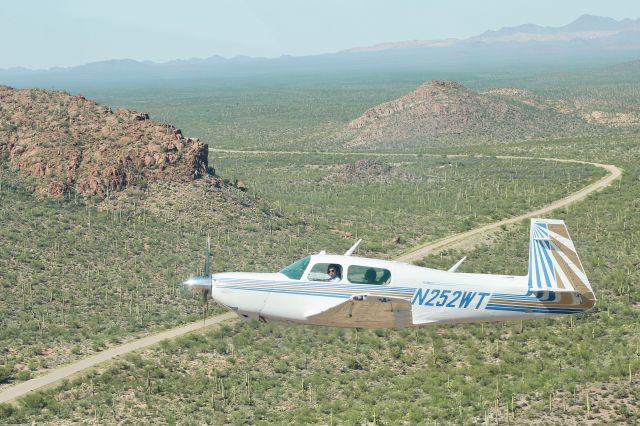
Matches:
[527,219,596,308]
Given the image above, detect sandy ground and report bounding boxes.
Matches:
[0,153,621,405]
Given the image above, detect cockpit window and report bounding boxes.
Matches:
[279,256,311,280]
[347,265,391,285]
[307,263,343,282]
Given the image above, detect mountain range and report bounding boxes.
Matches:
[1,15,640,89]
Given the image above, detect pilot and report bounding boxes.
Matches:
[364,268,377,284]
[327,264,341,282]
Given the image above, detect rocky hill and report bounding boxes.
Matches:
[323,158,423,184]
[339,80,599,149]
[0,86,208,197]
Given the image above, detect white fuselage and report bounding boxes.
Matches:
[208,254,569,328]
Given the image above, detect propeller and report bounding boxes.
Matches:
[202,235,211,317]
[204,235,211,276]
[182,235,213,321]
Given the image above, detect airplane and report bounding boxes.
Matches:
[182,218,596,328]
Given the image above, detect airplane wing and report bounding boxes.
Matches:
[306,294,413,329]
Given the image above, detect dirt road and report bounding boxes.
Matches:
[396,157,622,262]
[0,312,237,404]
[0,155,621,405]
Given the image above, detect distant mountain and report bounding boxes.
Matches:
[600,58,640,73]
[335,80,640,149]
[1,15,640,90]
[561,14,635,32]
[352,14,640,50]
[347,39,459,53]
[472,14,640,44]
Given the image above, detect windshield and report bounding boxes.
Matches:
[279,256,311,280]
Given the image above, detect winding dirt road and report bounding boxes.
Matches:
[0,313,237,404]
[396,157,622,262]
[0,155,621,405]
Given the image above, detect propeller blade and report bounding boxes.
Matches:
[202,288,210,321]
[181,236,214,323]
[204,234,211,276]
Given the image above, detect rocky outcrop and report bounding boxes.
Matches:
[341,159,391,177]
[348,81,468,130]
[341,80,594,148]
[0,86,209,197]
[323,158,422,184]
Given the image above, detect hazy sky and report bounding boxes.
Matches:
[2,0,639,69]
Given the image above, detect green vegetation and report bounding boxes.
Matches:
[0,164,335,384]
[87,76,424,151]
[214,152,602,258]
[0,151,596,389]
[2,67,640,423]
[4,132,638,424]
[83,63,640,153]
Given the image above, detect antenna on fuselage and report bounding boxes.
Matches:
[448,256,467,273]
[344,239,362,256]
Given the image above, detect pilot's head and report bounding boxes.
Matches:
[327,264,339,280]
